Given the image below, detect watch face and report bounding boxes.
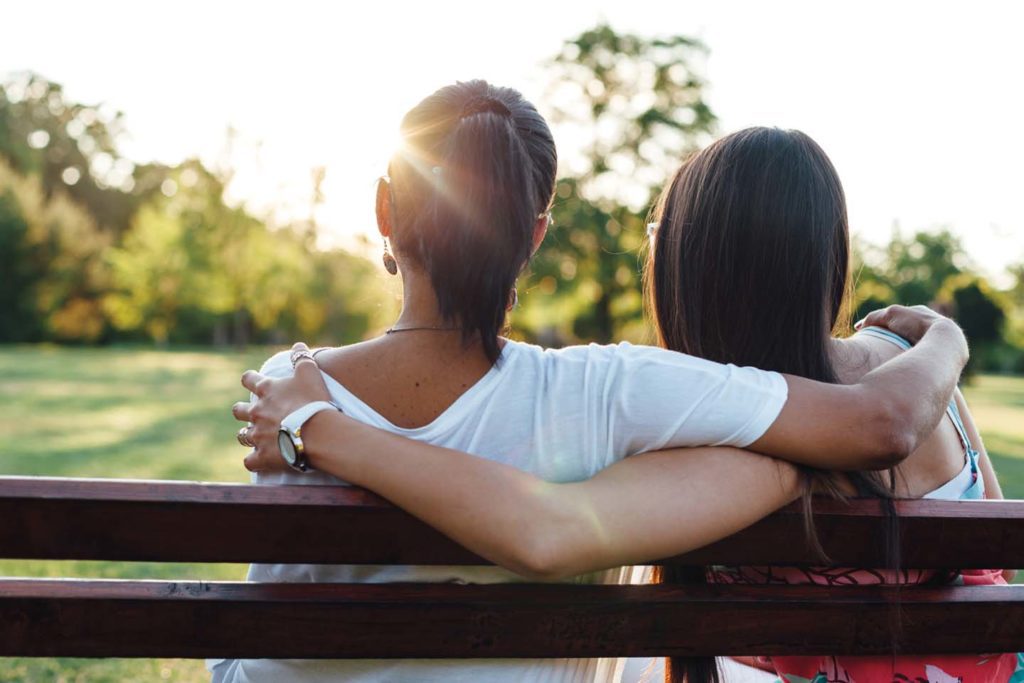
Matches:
[277,430,297,465]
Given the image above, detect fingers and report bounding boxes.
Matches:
[858,304,952,345]
[238,342,322,475]
[243,450,259,472]
[293,354,325,381]
[243,443,289,473]
[236,425,256,448]
[241,370,273,397]
[241,370,262,394]
[289,341,317,370]
[232,401,253,422]
[858,305,894,330]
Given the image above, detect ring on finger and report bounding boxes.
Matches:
[290,349,316,367]
[237,426,256,448]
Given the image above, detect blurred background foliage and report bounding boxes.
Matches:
[1,24,1021,375]
[0,74,390,348]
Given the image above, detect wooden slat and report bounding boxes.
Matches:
[0,476,482,565]
[1,579,1022,658]
[2,476,1023,567]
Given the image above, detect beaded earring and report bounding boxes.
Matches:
[382,239,398,275]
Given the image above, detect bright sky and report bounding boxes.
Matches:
[3,0,1023,280]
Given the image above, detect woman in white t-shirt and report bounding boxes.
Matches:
[226,86,968,683]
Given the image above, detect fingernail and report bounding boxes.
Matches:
[854,318,865,329]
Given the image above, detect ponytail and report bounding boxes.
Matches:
[389,81,556,363]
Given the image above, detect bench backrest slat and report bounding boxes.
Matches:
[1,476,1022,568]
[3,579,1023,658]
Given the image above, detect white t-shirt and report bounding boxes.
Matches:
[208,340,787,683]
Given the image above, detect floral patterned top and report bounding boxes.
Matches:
[708,327,1024,683]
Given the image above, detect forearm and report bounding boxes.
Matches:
[545,448,800,574]
[238,348,800,577]
[303,411,799,579]
[754,319,967,470]
[301,411,571,576]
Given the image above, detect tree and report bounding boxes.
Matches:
[1008,263,1024,316]
[0,73,158,235]
[883,229,965,306]
[850,229,969,319]
[0,181,40,341]
[516,24,717,344]
[938,273,1010,375]
[941,275,1006,347]
[0,160,109,342]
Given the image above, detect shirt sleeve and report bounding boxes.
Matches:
[598,342,788,461]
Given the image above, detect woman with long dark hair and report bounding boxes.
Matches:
[231,111,978,682]
[646,127,1016,682]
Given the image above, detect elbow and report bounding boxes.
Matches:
[868,396,918,469]
[499,487,597,581]
[871,428,915,469]
[507,532,576,581]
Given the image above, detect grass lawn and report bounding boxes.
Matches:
[0,345,269,683]
[1,345,1023,681]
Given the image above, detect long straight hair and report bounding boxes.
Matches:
[645,128,900,683]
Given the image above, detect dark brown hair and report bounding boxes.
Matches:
[388,80,556,363]
[646,128,898,683]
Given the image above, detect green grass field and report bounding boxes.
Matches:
[2,346,1024,682]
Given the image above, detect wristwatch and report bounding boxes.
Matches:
[277,401,340,473]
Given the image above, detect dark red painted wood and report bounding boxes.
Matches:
[2,476,1022,567]
[2,580,1022,658]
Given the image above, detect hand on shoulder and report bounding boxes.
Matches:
[856,304,963,346]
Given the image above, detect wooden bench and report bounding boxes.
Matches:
[1,475,1023,660]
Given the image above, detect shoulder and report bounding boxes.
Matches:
[258,349,295,379]
[522,340,779,386]
[259,343,362,379]
[524,340,699,365]
[508,340,678,372]
[831,328,907,384]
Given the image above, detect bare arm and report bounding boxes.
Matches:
[952,387,1015,582]
[751,308,968,470]
[236,351,800,579]
[233,305,963,577]
[290,409,800,579]
[953,388,1005,500]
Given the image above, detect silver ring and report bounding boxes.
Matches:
[290,349,316,368]
[237,426,256,448]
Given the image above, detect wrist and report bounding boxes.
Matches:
[300,409,365,481]
[279,401,339,473]
[930,318,969,366]
[299,409,334,465]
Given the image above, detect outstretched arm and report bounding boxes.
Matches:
[248,396,799,578]
[233,305,964,576]
[753,306,968,470]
